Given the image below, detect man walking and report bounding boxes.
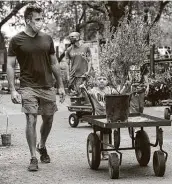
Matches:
[65,32,92,95]
[7,5,65,171]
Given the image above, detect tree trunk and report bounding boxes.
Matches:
[107,1,129,27]
[74,3,78,31]
[83,4,87,40]
[0,30,5,49]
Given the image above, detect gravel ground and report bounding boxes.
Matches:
[0,94,172,184]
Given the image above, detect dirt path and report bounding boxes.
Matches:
[0,95,172,184]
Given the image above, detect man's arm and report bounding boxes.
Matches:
[86,59,92,75]
[65,50,71,80]
[65,58,70,70]
[50,54,64,88]
[50,54,65,102]
[120,80,132,94]
[7,56,16,92]
[85,47,92,75]
[66,57,70,80]
[7,56,21,103]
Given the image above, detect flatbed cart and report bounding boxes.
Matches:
[161,99,172,120]
[82,113,171,179]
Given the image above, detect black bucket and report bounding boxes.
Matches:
[105,94,130,123]
[1,134,11,146]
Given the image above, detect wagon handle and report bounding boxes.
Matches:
[80,86,96,115]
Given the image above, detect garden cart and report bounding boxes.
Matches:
[67,87,95,128]
[83,113,171,179]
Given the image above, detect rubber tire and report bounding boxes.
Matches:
[135,130,151,166]
[69,113,79,128]
[153,150,166,177]
[108,153,120,179]
[164,108,171,120]
[87,133,101,170]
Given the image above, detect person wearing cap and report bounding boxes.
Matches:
[65,32,92,95]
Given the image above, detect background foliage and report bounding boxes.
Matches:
[99,10,163,91]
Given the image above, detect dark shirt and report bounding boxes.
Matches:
[65,44,91,78]
[8,31,55,88]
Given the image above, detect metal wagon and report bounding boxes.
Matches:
[83,113,171,179]
[67,87,95,128]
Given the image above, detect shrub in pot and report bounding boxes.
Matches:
[97,11,163,122]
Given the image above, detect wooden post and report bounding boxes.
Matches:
[150,44,155,77]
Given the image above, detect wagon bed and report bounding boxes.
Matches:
[83,113,171,128]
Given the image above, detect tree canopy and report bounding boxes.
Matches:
[0,0,172,45]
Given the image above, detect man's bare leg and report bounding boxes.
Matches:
[39,115,53,148]
[25,113,38,171]
[37,115,54,163]
[25,113,37,158]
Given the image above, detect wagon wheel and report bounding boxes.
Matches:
[69,113,79,128]
[164,108,171,120]
[135,130,151,166]
[87,133,101,170]
[153,150,166,177]
[108,153,120,179]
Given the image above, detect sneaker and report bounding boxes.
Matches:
[36,144,50,163]
[28,157,38,171]
[102,151,109,160]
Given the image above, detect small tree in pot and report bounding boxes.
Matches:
[97,11,163,122]
[99,14,162,91]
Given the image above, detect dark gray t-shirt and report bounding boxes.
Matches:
[8,31,55,88]
[65,44,91,78]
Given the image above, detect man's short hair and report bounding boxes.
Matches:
[24,5,42,21]
[96,72,107,79]
[69,32,80,38]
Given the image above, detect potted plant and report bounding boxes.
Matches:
[98,11,162,122]
[1,107,11,146]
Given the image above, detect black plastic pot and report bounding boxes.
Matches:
[105,94,130,123]
[1,134,11,146]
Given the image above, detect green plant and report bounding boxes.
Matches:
[98,11,163,93]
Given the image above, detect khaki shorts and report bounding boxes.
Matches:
[20,87,58,115]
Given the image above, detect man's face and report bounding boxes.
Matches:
[97,76,108,89]
[69,35,79,44]
[28,12,43,33]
